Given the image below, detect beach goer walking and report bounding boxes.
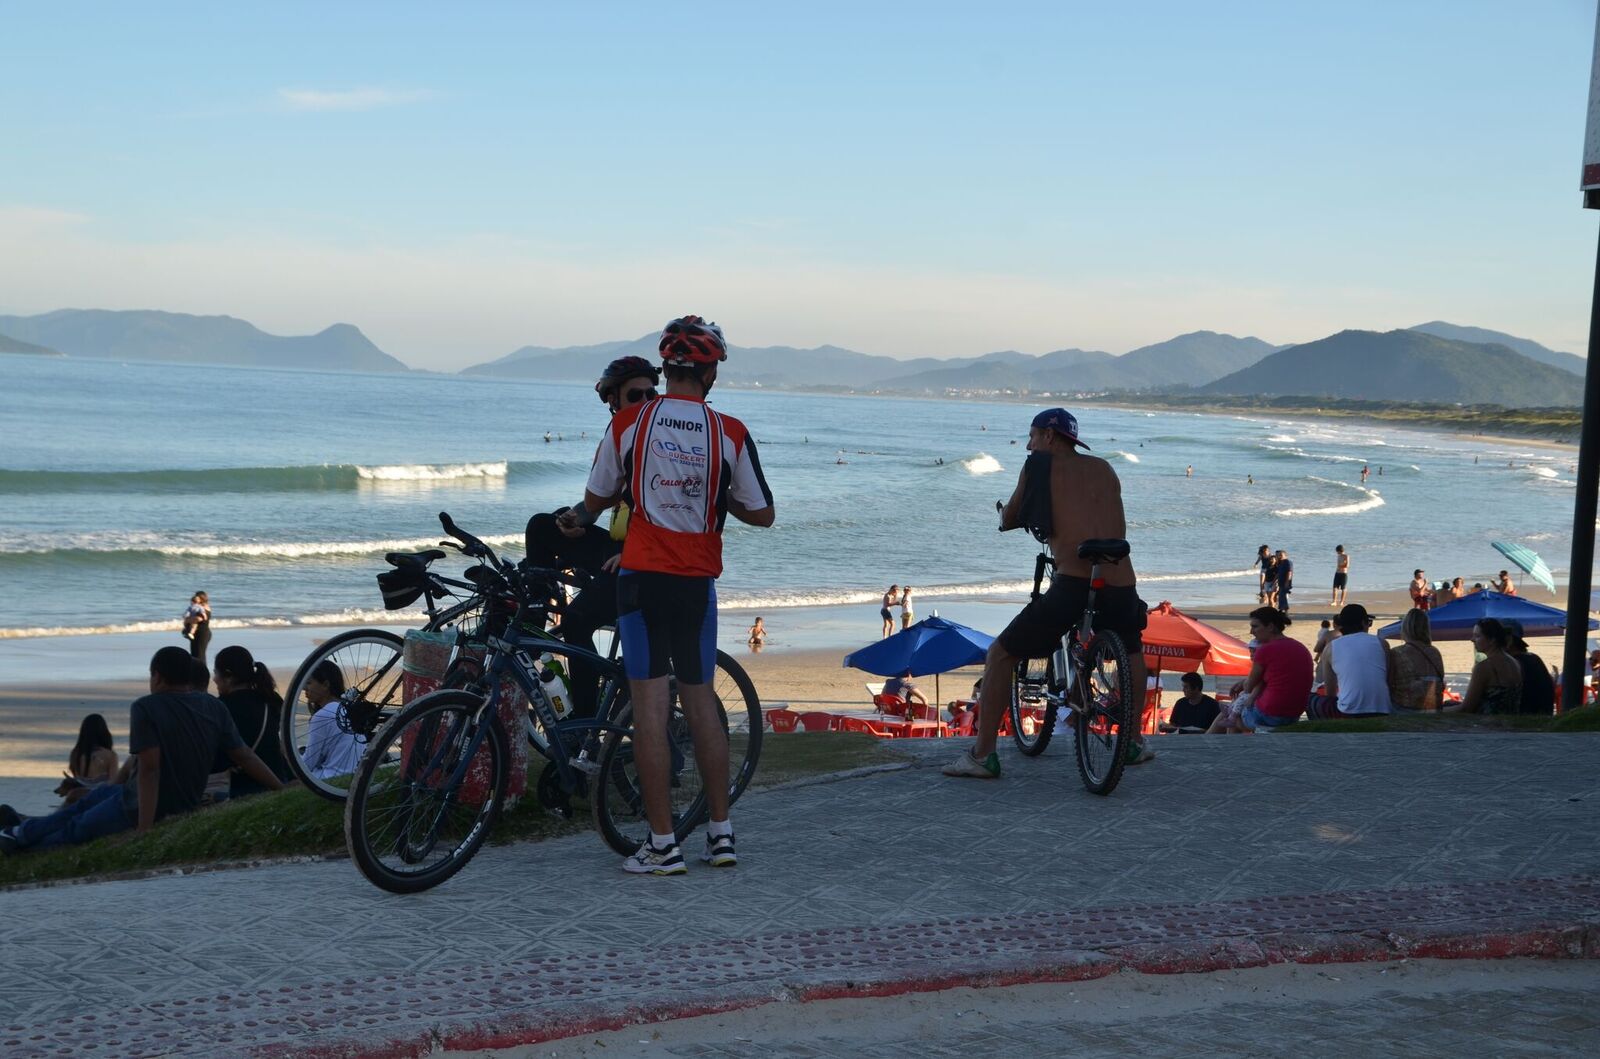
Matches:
[946,407,1153,778]
[1206,607,1311,733]
[881,584,900,638]
[1331,544,1349,606]
[1444,619,1522,714]
[899,586,915,629]
[1360,464,1370,483]
[0,647,283,854]
[526,355,661,717]
[1273,549,1294,615]
[562,314,774,875]
[1253,545,1271,604]
[1409,569,1434,611]
[181,591,211,664]
[1495,569,1517,595]
[1185,465,1193,478]
[1247,474,1254,485]
[1388,608,1445,711]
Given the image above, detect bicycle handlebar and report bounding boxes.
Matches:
[438,511,498,565]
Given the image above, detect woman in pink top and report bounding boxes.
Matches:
[1209,607,1312,732]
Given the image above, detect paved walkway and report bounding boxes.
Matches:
[4,733,1599,1057]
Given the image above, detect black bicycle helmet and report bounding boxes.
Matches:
[595,355,661,403]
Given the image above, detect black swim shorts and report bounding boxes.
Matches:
[616,571,716,683]
[998,575,1147,660]
[1333,572,1348,588]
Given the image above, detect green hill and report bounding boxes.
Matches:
[0,310,408,372]
[1202,329,1585,407]
[0,330,62,356]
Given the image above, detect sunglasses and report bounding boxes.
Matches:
[622,386,657,404]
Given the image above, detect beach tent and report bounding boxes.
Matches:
[1142,601,1253,677]
[1492,540,1557,595]
[1376,590,1597,641]
[843,614,995,715]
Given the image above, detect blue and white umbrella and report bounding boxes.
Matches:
[1492,540,1556,595]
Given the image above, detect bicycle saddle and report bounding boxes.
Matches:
[1076,538,1130,563]
[384,548,447,569]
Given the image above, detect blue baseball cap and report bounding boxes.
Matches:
[1030,407,1090,449]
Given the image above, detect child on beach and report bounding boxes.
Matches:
[747,617,767,646]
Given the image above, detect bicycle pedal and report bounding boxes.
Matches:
[570,758,600,776]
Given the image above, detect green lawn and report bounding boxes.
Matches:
[1282,706,1600,734]
[0,732,902,889]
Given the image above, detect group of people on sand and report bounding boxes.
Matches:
[1409,569,1516,611]
[878,584,916,637]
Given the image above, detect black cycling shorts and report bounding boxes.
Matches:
[998,576,1147,659]
[615,571,716,683]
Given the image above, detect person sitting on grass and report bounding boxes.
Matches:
[1503,619,1554,716]
[1444,619,1523,715]
[1308,603,1394,719]
[300,660,364,781]
[1163,672,1219,733]
[213,645,293,799]
[1388,608,1445,712]
[0,647,284,855]
[1207,607,1312,733]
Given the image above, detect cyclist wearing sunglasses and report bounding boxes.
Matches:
[522,356,661,716]
[562,315,774,875]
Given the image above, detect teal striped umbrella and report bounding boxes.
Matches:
[1492,540,1556,595]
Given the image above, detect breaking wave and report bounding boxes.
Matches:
[961,454,1004,475]
[1271,476,1386,518]
[0,461,547,495]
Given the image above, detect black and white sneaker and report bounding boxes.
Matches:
[700,832,737,868]
[623,840,686,876]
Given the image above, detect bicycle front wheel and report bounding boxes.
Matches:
[590,696,715,856]
[1072,632,1134,796]
[344,690,509,894]
[1009,655,1058,756]
[282,629,405,801]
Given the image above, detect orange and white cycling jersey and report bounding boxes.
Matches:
[585,394,772,578]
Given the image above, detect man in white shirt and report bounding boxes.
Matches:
[1321,603,1394,717]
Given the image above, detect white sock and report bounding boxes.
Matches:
[707,818,733,838]
[650,831,676,850]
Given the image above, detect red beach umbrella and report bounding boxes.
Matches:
[1142,601,1253,676]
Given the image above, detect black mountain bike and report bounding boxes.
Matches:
[281,517,763,805]
[343,513,732,893]
[1007,541,1138,796]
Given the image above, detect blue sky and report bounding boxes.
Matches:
[2,1,1597,369]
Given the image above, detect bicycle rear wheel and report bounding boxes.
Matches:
[344,690,509,894]
[281,629,404,801]
[1072,632,1134,796]
[696,651,762,801]
[1009,655,1058,756]
[590,697,716,856]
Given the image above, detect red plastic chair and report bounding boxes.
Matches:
[796,711,840,732]
[840,716,898,738]
[871,693,909,718]
[766,708,801,733]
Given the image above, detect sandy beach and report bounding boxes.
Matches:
[1,579,1576,818]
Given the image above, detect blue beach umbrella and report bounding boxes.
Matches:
[1491,540,1557,595]
[843,615,995,709]
[1377,590,1595,641]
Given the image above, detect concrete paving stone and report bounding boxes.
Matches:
[2,734,1598,1056]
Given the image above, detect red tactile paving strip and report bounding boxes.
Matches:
[8,876,1598,1059]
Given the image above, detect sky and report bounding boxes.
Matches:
[2,1,1598,371]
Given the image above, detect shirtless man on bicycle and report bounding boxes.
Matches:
[945,408,1153,778]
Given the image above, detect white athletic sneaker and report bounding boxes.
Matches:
[700,832,737,867]
[623,840,687,876]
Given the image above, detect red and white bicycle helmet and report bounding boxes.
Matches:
[658,315,727,366]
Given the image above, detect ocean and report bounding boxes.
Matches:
[0,356,1580,679]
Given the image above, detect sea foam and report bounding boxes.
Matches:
[1271,476,1385,518]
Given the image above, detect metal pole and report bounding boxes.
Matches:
[1561,220,1600,711]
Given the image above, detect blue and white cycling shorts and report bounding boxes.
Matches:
[615,570,716,683]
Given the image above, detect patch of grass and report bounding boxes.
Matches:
[0,732,900,889]
[1283,712,1578,734]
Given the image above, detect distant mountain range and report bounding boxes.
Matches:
[1203,329,1587,407]
[0,309,406,373]
[0,307,1588,407]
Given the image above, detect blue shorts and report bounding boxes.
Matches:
[616,571,716,683]
[1242,704,1299,730]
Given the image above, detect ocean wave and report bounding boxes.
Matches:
[0,533,524,563]
[719,569,1257,610]
[0,607,431,641]
[1528,466,1559,479]
[1258,444,1365,465]
[961,454,1004,475]
[1108,450,1141,463]
[1266,434,1296,443]
[0,461,550,495]
[1271,476,1385,518]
